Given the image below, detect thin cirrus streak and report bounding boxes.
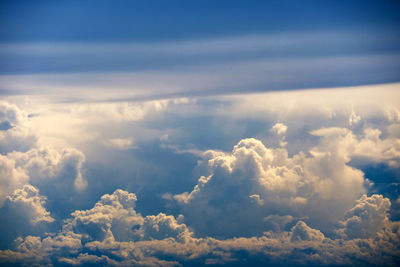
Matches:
[1,54,400,103]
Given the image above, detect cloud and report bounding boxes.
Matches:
[270,122,288,146]
[0,101,89,248]
[4,184,54,224]
[0,185,54,248]
[1,30,400,102]
[290,221,324,242]
[0,153,28,204]
[0,85,399,266]
[142,213,189,242]
[174,137,366,237]
[0,101,87,198]
[106,138,136,150]
[336,194,391,239]
[216,83,400,129]
[1,190,399,266]
[270,122,287,136]
[67,189,143,243]
[7,147,87,192]
[311,127,400,167]
[0,101,37,154]
[68,100,176,122]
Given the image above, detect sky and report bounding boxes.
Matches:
[0,1,400,266]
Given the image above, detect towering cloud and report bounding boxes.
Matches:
[337,194,391,239]
[174,136,366,237]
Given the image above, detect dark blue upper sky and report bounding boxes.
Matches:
[1,0,399,42]
[0,0,399,93]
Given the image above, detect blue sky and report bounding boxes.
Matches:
[1,0,400,42]
[0,1,400,267]
[1,0,400,93]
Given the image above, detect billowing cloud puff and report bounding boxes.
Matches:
[0,146,87,207]
[61,190,191,245]
[67,189,143,242]
[0,184,54,248]
[337,194,391,239]
[290,221,325,242]
[0,101,87,201]
[0,101,88,249]
[0,102,37,154]
[7,147,87,191]
[4,184,54,224]
[0,154,28,204]
[270,122,288,146]
[311,127,400,168]
[142,213,190,241]
[0,190,193,266]
[1,190,399,267]
[174,137,366,237]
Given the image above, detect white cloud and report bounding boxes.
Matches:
[0,184,55,248]
[348,108,361,125]
[0,154,28,204]
[1,190,399,267]
[270,122,288,147]
[142,213,190,241]
[337,194,391,239]
[0,101,37,154]
[67,189,143,242]
[270,122,287,136]
[290,221,325,242]
[4,184,54,224]
[0,84,399,266]
[0,101,88,201]
[174,137,366,236]
[311,127,400,167]
[106,138,135,150]
[7,147,87,191]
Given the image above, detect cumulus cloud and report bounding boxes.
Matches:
[0,101,37,154]
[0,190,192,266]
[7,147,87,192]
[0,185,54,248]
[0,101,89,248]
[170,125,400,239]
[311,127,400,167]
[0,101,87,200]
[290,221,324,242]
[1,189,399,267]
[0,146,88,209]
[174,137,366,237]
[337,194,391,239]
[348,108,361,125]
[67,189,143,243]
[0,84,399,266]
[4,184,54,224]
[106,138,136,150]
[0,153,28,204]
[270,122,288,147]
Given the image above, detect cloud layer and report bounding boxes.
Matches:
[1,189,398,266]
[0,83,399,266]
